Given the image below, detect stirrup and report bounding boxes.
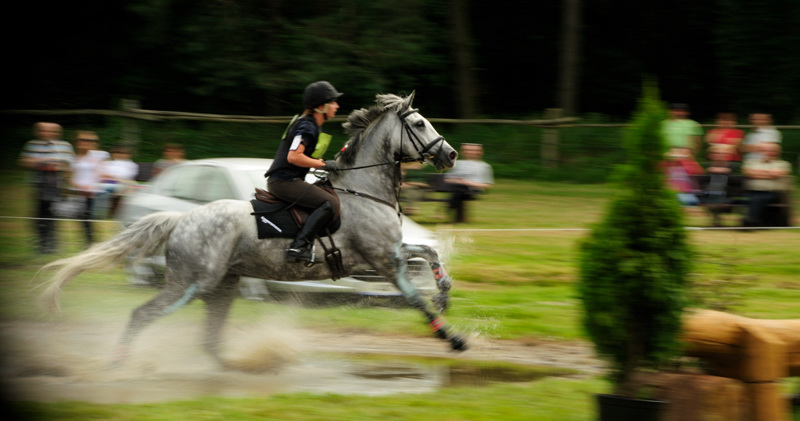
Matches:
[287,245,315,267]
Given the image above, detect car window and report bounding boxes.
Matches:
[156,165,235,203]
[171,167,203,200]
[196,167,236,202]
[154,165,197,200]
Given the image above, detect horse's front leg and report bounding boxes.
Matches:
[391,249,466,352]
[402,243,452,314]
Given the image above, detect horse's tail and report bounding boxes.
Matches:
[38,211,185,314]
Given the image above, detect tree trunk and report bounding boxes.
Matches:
[556,0,582,116]
[449,0,479,118]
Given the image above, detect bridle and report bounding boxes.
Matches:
[334,107,447,171]
[397,108,447,163]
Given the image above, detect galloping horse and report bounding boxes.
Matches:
[39,92,466,369]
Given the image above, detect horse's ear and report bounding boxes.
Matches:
[402,90,416,111]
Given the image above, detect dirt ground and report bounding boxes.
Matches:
[0,319,605,404]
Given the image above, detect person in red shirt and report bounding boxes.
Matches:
[705,112,744,162]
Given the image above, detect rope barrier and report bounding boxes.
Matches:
[438,226,800,232]
[0,215,121,224]
[2,215,797,232]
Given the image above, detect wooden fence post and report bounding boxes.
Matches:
[541,108,562,169]
[120,99,141,152]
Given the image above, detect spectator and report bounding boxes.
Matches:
[742,112,781,161]
[69,131,109,245]
[706,144,740,175]
[704,112,743,162]
[704,144,741,226]
[662,147,705,207]
[18,122,74,254]
[444,143,493,223]
[100,145,139,217]
[661,103,703,156]
[742,142,791,227]
[152,143,186,177]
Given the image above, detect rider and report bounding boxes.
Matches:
[266,81,343,264]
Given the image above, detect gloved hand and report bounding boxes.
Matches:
[321,160,339,172]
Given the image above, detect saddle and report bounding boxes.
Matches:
[250,186,345,279]
[251,187,341,238]
[254,188,306,227]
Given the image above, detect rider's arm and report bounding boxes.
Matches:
[287,144,326,169]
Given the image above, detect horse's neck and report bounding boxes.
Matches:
[337,162,399,205]
[336,121,401,204]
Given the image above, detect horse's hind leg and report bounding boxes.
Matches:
[113,281,199,366]
[402,243,452,313]
[198,274,240,367]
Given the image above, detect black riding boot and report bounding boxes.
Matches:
[287,201,334,265]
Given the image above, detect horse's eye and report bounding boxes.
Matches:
[415,121,425,128]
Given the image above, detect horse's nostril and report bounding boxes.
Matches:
[450,151,458,160]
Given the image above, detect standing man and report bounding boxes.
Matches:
[265,81,342,265]
[661,103,704,157]
[18,122,75,253]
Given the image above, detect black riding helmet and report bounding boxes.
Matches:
[303,81,343,110]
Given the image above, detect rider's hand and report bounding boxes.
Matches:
[321,160,339,172]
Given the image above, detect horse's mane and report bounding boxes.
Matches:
[339,94,406,165]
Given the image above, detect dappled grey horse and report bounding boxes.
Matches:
[39,92,466,369]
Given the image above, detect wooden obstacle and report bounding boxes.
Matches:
[681,309,800,421]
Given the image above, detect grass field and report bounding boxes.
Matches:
[1,170,798,420]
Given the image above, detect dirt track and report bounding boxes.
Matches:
[0,319,605,404]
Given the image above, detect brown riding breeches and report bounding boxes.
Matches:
[266,178,340,214]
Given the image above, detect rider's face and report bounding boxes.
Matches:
[325,101,339,119]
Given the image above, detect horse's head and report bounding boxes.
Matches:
[340,92,457,171]
[396,92,458,171]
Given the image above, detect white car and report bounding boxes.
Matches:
[117,158,439,300]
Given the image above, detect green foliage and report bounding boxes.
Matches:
[122,0,453,115]
[577,83,691,394]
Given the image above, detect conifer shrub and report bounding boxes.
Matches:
[578,82,691,396]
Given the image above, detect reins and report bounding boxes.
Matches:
[329,186,397,210]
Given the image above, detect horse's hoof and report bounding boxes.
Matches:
[449,335,468,352]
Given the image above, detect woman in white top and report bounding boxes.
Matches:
[70,131,109,245]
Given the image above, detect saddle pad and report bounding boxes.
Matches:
[250,200,301,239]
[250,200,341,240]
